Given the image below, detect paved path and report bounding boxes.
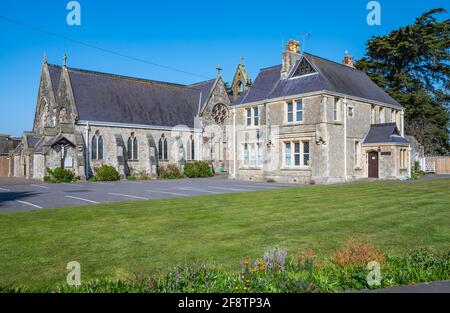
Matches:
[0,177,300,212]
[364,280,450,293]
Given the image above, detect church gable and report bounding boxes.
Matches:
[231,58,251,100]
[33,61,59,134]
[200,76,231,126]
[55,65,78,126]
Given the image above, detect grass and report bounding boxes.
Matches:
[0,178,449,289]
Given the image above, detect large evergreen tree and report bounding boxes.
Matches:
[356,8,449,155]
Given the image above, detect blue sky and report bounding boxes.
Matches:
[0,0,448,136]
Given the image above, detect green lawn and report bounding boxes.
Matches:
[0,178,449,288]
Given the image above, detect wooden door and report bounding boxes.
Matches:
[368,151,379,178]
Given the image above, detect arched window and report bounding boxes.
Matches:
[91,132,105,160]
[127,133,138,160]
[187,135,195,160]
[133,137,138,160]
[98,136,103,160]
[158,134,168,161]
[91,136,97,160]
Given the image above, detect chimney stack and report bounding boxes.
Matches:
[342,51,354,68]
[281,39,301,79]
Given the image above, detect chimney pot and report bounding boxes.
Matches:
[342,52,354,68]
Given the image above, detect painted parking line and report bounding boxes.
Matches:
[65,195,100,204]
[178,187,221,194]
[16,200,43,209]
[108,193,148,200]
[30,184,50,189]
[0,187,11,192]
[146,190,189,197]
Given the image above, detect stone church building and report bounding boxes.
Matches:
[12,40,412,183]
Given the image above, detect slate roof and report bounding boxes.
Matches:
[188,79,216,110]
[48,64,61,96]
[47,65,215,128]
[233,53,402,109]
[362,123,409,145]
[25,135,43,148]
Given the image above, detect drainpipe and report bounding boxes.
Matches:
[232,107,236,178]
[408,144,412,178]
[84,122,90,179]
[400,111,405,137]
[343,97,348,181]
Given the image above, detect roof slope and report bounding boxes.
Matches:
[188,79,216,109]
[48,65,205,128]
[363,123,409,144]
[233,53,402,109]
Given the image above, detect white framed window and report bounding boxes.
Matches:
[371,105,376,124]
[295,100,303,122]
[243,143,263,168]
[400,148,408,169]
[245,106,260,127]
[284,140,311,168]
[287,101,293,123]
[334,98,340,121]
[354,141,361,167]
[287,99,303,123]
[253,107,259,126]
[378,107,384,123]
[243,143,249,166]
[246,109,252,127]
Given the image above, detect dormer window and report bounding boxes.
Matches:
[291,58,317,78]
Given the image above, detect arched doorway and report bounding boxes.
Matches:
[368,151,379,178]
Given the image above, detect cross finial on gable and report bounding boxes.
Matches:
[63,53,68,67]
[240,56,244,65]
[43,51,47,64]
[216,64,222,77]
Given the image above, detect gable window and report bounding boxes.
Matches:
[91,131,104,160]
[292,58,316,78]
[284,140,311,168]
[334,98,340,121]
[354,141,361,167]
[245,106,260,127]
[127,133,138,161]
[187,135,195,160]
[158,134,168,161]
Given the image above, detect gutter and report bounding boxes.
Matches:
[77,120,201,133]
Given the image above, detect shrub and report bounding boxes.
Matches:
[94,165,120,181]
[157,164,183,179]
[183,161,213,178]
[45,167,76,183]
[331,236,384,267]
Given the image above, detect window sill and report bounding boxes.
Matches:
[281,167,311,171]
[240,167,262,170]
[285,122,303,126]
[128,159,140,162]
